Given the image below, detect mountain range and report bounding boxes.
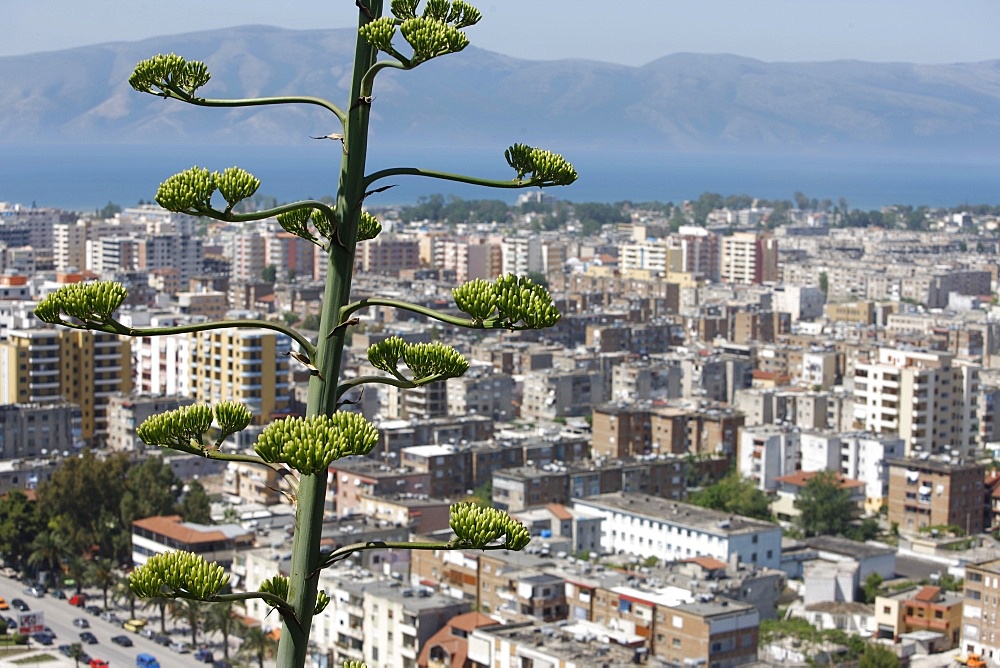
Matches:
[3,25,1000,157]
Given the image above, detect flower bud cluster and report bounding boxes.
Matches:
[277,209,319,244]
[449,502,531,550]
[504,144,578,187]
[129,551,229,600]
[403,342,470,381]
[34,281,128,326]
[253,414,379,475]
[155,166,261,215]
[214,401,254,437]
[129,53,211,98]
[367,336,470,382]
[453,274,561,329]
[259,575,288,600]
[362,1,480,65]
[357,212,383,242]
[342,661,367,668]
[400,16,469,64]
[136,404,215,453]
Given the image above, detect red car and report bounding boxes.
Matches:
[68,594,86,607]
[89,660,109,668]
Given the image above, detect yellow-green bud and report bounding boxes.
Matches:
[214,166,260,209]
[155,166,215,214]
[129,551,229,600]
[253,414,379,475]
[34,281,128,326]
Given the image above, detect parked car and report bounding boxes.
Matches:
[0,597,9,611]
[31,631,54,645]
[68,593,87,607]
[79,631,98,644]
[0,567,18,579]
[72,618,90,629]
[11,598,28,612]
[123,618,147,633]
[99,610,120,624]
[4,617,17,631]
[89,660,109,668]
[23,585,44,598]
[152,634,171,646]
[137,653,161,668]
[194,648,214,663]
[50,589,67,600]
[85,605,102,616]
[169,640,190,653]
[111,634,133,647]
[211,661,233,668]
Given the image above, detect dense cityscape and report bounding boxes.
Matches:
[1,190,999,667]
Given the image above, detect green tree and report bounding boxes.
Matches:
[204,601,237,661]
[859,643,899,668]
[860,572,884,604]
[98,201,121,219]
[0,490,43,572]
[794,470,859,537]
[121,456,182,527]
[35,450,131,562]
[86,557,118,609]
[688,471,772,521]
[26,530,70,582]
[38,4,572,666]
[301,313,322,331]
[172,598,205,647]
[818,271,829,297]
[282,311,300,327]
[261,264,277,283]
[237,623,277,668]
[179,480,213,525]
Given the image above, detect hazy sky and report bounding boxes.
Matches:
[3,0,1000,66]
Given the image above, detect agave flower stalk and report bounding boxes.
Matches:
[35,2,578,667]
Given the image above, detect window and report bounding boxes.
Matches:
[968,590,982,601]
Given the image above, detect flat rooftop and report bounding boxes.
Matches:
[573,493,779,535]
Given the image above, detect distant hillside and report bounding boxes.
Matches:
[2,26,1000,156]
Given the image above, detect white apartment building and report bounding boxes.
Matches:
[772,285,825,322]
[500,235,542,276]
[52,220,88,272]
[738,426,800,492]
[720,231,778,285]
[796,430,903,513]
[573,493,782,571]
[853,348,979,458]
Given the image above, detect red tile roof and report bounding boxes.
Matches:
[913,585,941,603]
[682,556,728,571]
[132,515,228,545]
[546,503,573,521]
[775,470,865,489]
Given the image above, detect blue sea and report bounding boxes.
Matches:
[2,143,998,212]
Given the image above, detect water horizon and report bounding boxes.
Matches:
[3,143,999,214]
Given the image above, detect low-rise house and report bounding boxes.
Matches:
[131,514,253,568]
[875,585,962,651]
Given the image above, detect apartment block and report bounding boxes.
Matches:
[131,514,253,568]
[0,328,131,443]
[188,328,291,425]
[573,493,783,570]
[658,599,760,667]
[854,347,980,458]
[886,455,986,536]
[0,402,81,458]
[106,394,194,454]
[960,559,1000,661]
[357,234,421,276]
[720,231,778,285]
[493,458,687,513]
[521,368,605,421]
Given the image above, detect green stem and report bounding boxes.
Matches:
[314,540,514,574]
[363,166,548,191]
[162,85,346,125]
[335,372,452,400]
[338,297,529,331]
[360,59,410,95]
[275,4,381,667]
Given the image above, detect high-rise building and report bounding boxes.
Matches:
[962,559,1000,661]
[720,231,778,285]
[886,455,985,536]
[0,328,131,443]
[188,329,291,425]
[853,348,980,458]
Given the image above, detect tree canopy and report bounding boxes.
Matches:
[688,470,772,521]
[794,470,860,537]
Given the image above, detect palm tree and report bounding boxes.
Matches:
[86,557,117,609]
[113,573,140,619]
[204,601,236,661]
[237,623,276,668]
[143,596,171,634]
[26,530,68,583]
[171,598,205,647]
